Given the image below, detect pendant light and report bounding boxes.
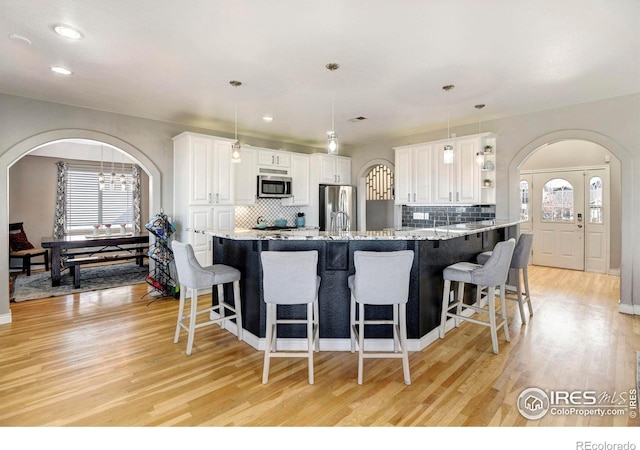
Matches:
[109,149,116,189]
[442,84,454,165]
[120,153,127,191]
[326,63,340,155]
[475,104,486,166]
[230,80,242,163]
[98,145,105,191]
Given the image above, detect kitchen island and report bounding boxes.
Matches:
[197,220,521,351]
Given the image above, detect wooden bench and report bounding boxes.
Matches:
[65,245,148,288]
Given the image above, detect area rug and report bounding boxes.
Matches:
[11,262,149,302]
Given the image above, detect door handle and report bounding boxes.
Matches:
[578,224,583,228]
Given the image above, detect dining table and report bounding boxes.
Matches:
[41,233,149,287]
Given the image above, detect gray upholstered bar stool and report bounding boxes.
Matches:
[261,250,320,384]
[439,239,515,354]
[172,240,243,356]
[476,232,534,324]
[349,250,414,385]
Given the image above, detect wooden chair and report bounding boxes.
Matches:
[9,222,49,276]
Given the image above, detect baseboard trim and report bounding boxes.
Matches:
[618,303,639,315]
[609,268,621,276]
[0,310,13,325]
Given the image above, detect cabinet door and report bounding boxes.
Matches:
[317,154,337,183]
[189,207,213,266]
[213,141,234,205]
[283,153,310,206]
[432,141,455,203]
[189,135,214,205]
[234,147,257,205]
[258,149,290,168]
[455,137,480,204]
[212,206,235,231]
[335,157,351,184]
[414,144,432,204]
[394,147,413,205]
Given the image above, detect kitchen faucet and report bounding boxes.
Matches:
[331,211,350,233]
[434,209,450,236]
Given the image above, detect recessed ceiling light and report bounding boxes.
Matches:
[53,25,82,40]
[51,66,72,75]
[262,115,274,122]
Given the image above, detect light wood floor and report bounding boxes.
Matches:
[0,265,637,427]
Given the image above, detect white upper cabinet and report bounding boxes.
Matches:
[258,148,291,170]
[282,153,310,206]
[312,154,351,185]
[234,146,258,205]
[395,132,495,205]
[394,144,432,205]
[212,140,234,205]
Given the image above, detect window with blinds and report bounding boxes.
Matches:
[366,164,394,200]
[66,163,133,232]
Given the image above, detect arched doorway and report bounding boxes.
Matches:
[509,130,633,312]
[356,159,395,232]
[1,129,162,324]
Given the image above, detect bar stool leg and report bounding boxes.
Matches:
[217,284,226,330]
[393,304,400,352]
[439,279,451,339]
[174,286,187,344]
[523,266,533,319]
[357,302,365,385]
[313,301,320,352]
[262,303,275,384]
[500,283,511,343]
[400,303,411,385]
[233,280,243,341]
[186,289,199,356]
[307,302,315,384]
[454,281,465,328]
[350,292,357,353]
[487,286,499,355]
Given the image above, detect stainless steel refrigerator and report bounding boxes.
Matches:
[319,185,356,232]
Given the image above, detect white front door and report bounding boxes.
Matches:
[531,170,585,270]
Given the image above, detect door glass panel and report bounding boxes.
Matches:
[519,180,529,220]
[541,178,574,222]
[589,176,603,224]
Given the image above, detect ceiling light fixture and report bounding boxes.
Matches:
[442,84,455,165]
[230,80,242,163]
[326,63,340,155]
[262,115,274,122]
[53,25,82,40]
[475,104,486,166]
[51,66,72,75]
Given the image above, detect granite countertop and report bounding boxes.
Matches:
[189,219,524,241]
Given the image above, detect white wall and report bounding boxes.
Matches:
[1,92,638,322]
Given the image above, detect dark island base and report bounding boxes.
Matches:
[212,226,517,346]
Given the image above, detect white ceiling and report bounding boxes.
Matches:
[2,0,639,149]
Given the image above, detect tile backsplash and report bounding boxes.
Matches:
[235,198,301,229]
[402,205,496,228]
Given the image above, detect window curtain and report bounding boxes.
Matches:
[52,161,67,239]
[132,165,142,233]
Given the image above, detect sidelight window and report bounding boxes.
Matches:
[589,176,603,224]
[519,180,529,220]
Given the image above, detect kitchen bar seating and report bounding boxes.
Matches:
[476,232,534,324]
[261,250,320,384]
[349,250,414,385]
[171,241,243,356]
[439,239,515,354]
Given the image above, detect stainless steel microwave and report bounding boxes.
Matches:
[257,175,293,198]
